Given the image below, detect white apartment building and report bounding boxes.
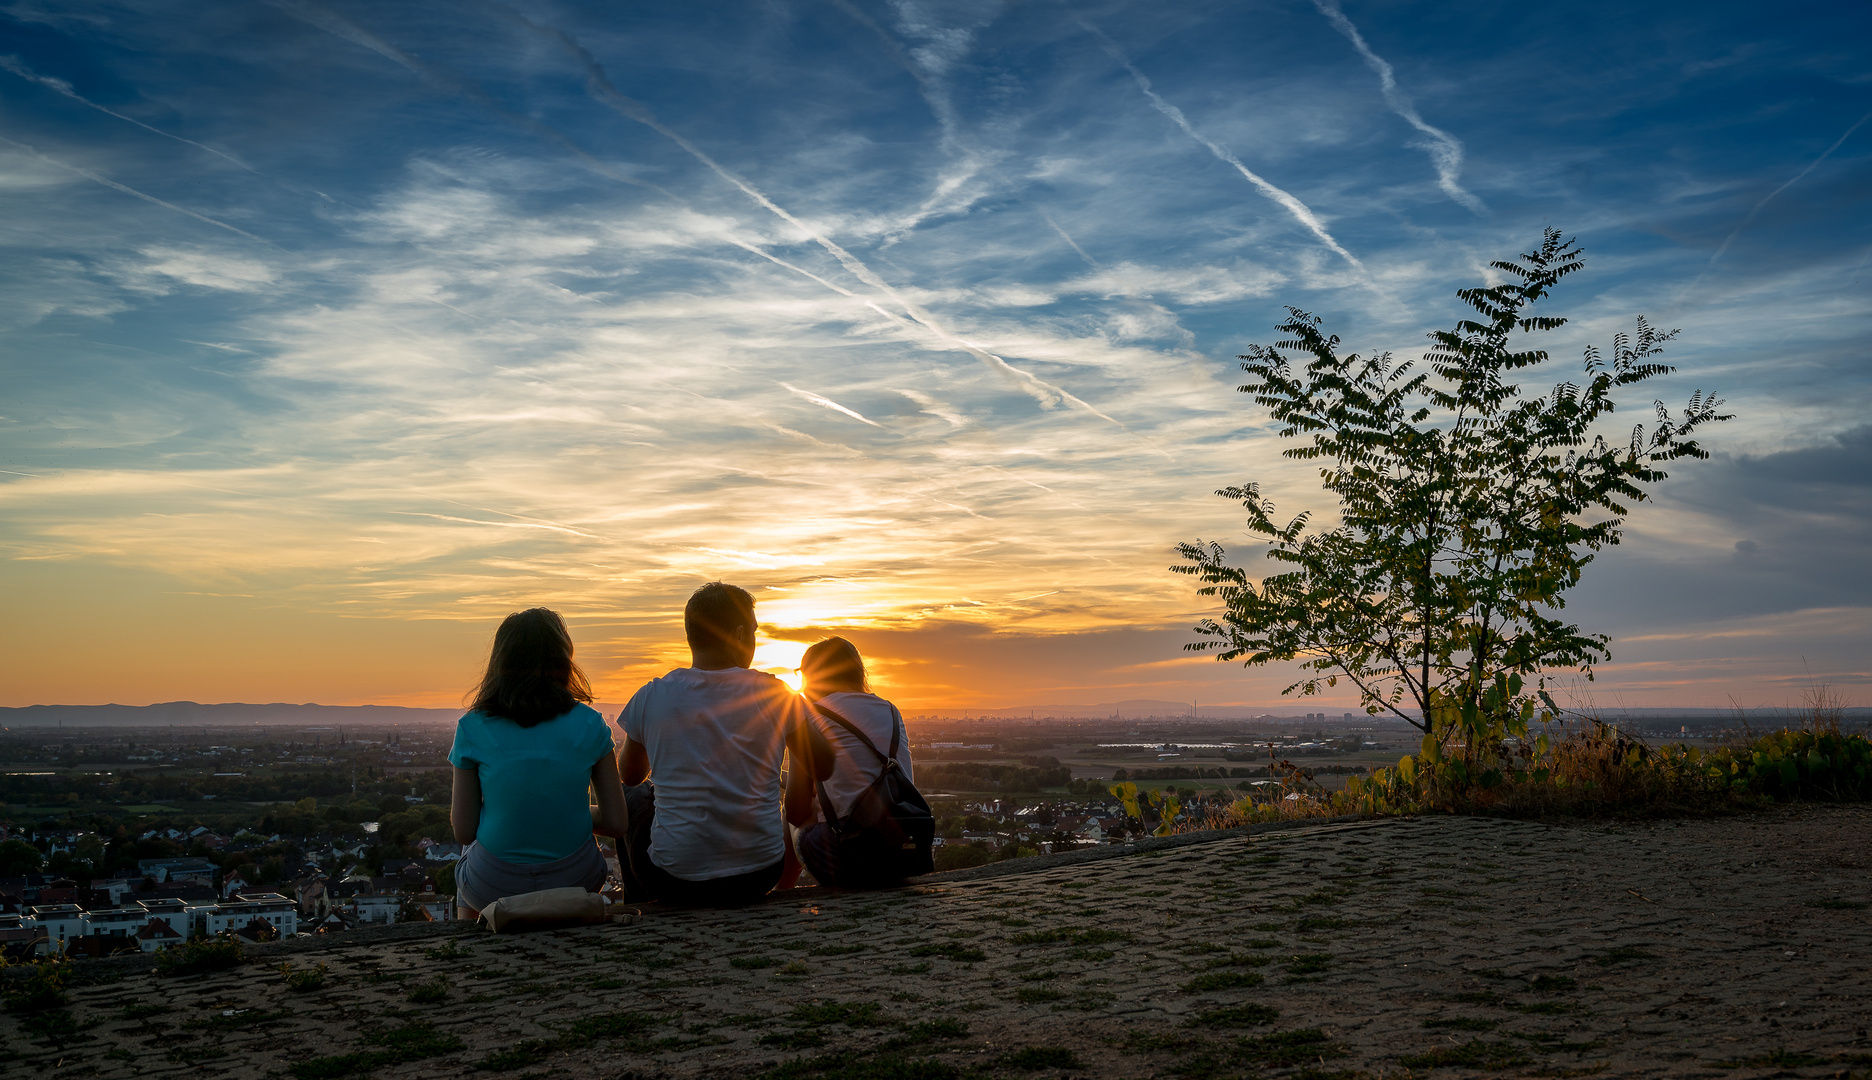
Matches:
[135,897,202,938]
[202,893,299,937]
[83,907,150,943]
[24,905,87,952]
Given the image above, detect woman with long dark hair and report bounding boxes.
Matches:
[449,608,627,919]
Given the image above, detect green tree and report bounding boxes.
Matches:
[1175,230,1729,766]
[0,838,43,876]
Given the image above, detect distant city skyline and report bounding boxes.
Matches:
[1,2,1866,712]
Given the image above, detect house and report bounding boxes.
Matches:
[232,917,280,943]
[202,893,298,937]
[135,917,184,952]
[24,904,86,952]
[423,843,463,862]
[221,871,250,899]
[349,881,401,925]
[91,878,138,905]
[295,875,331,920]
[124,882,217,909]
[137,857,216,884]
[411,893,452,921]
[39,831,94,856]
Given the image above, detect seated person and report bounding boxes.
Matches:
[791,636,919,888]
[449,608,629,920]
[617,581,829,906]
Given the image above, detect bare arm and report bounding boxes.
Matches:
[450,767,480,845]
[589,749,629,838]
[784,708,834,827]
[619,734,650,787]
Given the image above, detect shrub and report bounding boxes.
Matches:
[3,962,68,1011]
[278,960,328,992]
[156,937,244,977]
[931,843,992,873]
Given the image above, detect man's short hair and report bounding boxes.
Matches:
[685,581,756,654]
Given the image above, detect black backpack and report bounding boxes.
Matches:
[812,701,936,880]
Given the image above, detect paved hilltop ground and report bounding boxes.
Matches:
[6,806,1870,1080]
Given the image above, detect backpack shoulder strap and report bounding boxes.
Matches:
[812,701,891,765]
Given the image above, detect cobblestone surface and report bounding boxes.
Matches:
[4,805,1869,1079]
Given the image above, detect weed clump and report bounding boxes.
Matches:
[1183,971,1264,992]
[407,978,448,1004]
[278,961,328,992]
[1398,1040,1531,1069]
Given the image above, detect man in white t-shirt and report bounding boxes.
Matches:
[617,581,830,905]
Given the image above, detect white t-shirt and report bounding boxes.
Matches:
[620,666,803,881]
[810,691,914,822]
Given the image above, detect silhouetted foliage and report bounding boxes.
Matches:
[1177,230,1730,758]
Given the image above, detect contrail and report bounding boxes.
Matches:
[1711,109,1872,264]
[389,512,599,539]
[781,382,884,427]
[821,0,994,237]
[0,56,258,172]
[1042,211,1099,267]
[896,388,970,427]
[519,14,1134,426]
[1080,20,1363,271]
[285,1,1138,436]
[1310,0,1484,214]
[0,133,269,243]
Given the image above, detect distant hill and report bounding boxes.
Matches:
[0,702,465,728]
[959,700,1320,720]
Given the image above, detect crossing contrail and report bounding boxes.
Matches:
[1080,20,1363,271]
[1311,0,1485,214]
[0,55,258,173]
[0,133,269,243]
[520,14,1135,428]
[1710,109,1872,264]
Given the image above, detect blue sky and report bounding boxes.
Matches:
[1,0,1867,711]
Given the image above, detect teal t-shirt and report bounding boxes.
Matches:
[448,703,613,864]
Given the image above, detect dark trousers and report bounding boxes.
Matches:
[622,783,783,907]
[796,821,905,890]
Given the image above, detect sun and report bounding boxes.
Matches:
[753,637,808,693]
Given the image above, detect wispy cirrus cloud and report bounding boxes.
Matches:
[0,0,1866,710]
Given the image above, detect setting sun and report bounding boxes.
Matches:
[752,638,809,693]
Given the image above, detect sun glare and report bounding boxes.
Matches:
[753,637,808,694]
